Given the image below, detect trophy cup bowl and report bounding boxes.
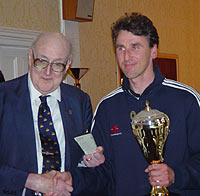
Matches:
[67,68,89,89]
[130,100,169,196]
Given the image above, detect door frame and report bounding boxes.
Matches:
[155,53,179,80]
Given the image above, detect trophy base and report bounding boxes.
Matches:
[144,192,180,196]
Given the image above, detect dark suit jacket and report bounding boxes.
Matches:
[0,74,114,196]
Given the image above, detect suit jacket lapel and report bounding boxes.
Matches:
[14,75,38,172]
[59,90,83,171]
[58,100,72,170]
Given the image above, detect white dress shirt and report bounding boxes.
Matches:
[28,73,66,174]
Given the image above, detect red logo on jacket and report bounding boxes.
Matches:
[111,124,119,134]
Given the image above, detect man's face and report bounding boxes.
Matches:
[115,30,157,81]
[28,36,70,95]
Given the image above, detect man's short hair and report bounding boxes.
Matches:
[111,12,159,48]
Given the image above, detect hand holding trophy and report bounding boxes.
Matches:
[130,100,169,196]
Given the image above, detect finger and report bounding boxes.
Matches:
[96,146,104,153]
[151,178,170,187]
[150,163,168,170]
[55,172,72,186]
[84,153,105,167]
[48,170,58,178]
[87,151,105,166]
[62,191,71,196]
[54,180,73,196]
[146,164,168,177]
[93,152,105,163]
[83,155,91,167]
[84,158,94,167]
[146,164,160,172]
[65,183,73,192]
[54,172,68,182]
[84,154,93,162]
[59,184,73,196]
[44,191,58,196]
[50,193,58,196]
[52,177,58,187]
[52,172,60,186]
[84,156,100,167]
[64,172,72,186]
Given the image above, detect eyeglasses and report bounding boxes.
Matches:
[33,54,68,73]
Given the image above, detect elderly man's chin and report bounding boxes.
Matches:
[37,83,57,95]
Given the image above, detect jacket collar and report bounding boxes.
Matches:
[122,66,165,99]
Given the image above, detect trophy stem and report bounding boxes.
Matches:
[150,186,169,196]
[150,160,169,196]
[151,160,161,164]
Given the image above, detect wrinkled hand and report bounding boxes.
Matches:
[52,171,72,187]
[44,171,73,196]
[145,163,175,187]
[83,146,105,167]
[25,170,73,196]
[25,170,56,193]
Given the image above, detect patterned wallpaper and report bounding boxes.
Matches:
[0,0,199,109]
[0,0,60,32]
[79,0,200,108]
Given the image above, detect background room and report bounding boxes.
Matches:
[0,0,199,109]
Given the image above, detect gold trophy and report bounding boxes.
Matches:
[130,100,169,196]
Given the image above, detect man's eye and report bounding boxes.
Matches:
[130,44,139,51]
[39,59,47,63]
[116,47,125,52]
[131,46,136,50]
[53,63,63,67]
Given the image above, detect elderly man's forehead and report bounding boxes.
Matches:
[32,32,70,50]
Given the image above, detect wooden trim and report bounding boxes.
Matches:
[0,26,41,48]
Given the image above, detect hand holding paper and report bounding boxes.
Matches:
[74,133,97,154]
[74,132,105,167]
[83,146,105,167]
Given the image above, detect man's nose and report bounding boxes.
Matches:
[124,49,131,60]
[45,64,52,75]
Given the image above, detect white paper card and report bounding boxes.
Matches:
[74,133,97,154]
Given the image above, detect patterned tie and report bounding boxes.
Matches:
[38,95,61,173]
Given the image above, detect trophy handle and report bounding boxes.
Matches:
[130,110,136,130]
[130,110,136,120]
